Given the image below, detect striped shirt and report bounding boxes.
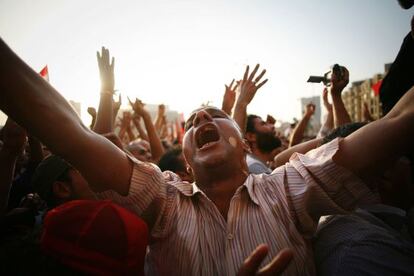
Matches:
[98,138,379,275]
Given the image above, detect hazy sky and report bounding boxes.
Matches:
[0,0,411,125]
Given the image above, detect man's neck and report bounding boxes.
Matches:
[195,166,248,220]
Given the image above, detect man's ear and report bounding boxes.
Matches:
[242,139,252,154]
[245,132,256,143]
[52,181,72,200]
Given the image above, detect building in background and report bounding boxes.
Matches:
[342,63,390,122]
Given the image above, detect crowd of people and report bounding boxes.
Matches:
[1,3,414,275]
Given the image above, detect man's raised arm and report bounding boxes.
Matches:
[334,85,414,183]
[0,38,132,195]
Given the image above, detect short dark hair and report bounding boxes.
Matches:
[158,146,186,173]
[322,122,368,145]
[246,114,260,133]
[31,155,73,208]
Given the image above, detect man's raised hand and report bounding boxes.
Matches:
[237,244,293,276]
[330,66,349,95]
[237,64,268,106]
[305,103,316,117]
[128,97,147,117]
[97,47,115,93]
[222,79,238,115]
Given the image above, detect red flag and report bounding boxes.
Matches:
[371,79,382,96]
[39,65,49,82]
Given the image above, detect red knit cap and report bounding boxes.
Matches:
[41,200,148,275]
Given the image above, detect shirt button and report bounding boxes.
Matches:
[227,233,234,240]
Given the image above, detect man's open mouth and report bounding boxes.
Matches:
[195,123,220,149]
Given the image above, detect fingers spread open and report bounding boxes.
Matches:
[229,79,235,89]
[256,79,268,89]
[243,65,250,81]
[255,69,266,83]
[248,64,260,82]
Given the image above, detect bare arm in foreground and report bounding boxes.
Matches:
[0,39,132,195]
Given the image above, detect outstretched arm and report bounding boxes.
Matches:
[93,47,115,134]
[330,66,352,128]
[0,39,132,195]
[154,104,165,134]
[129,98,164,163]
[131,114,149,141]
[317,88,334,138]
[289,103,315,147]
[274,138,322,168]
[334,85,414,183]
[87,107,97,129]
[233,64,268,133]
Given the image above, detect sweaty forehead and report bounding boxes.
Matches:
[184,107,230,131]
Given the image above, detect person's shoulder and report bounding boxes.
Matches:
[246,169,286,199]
[247,154,271,174]
[248,163,269,174]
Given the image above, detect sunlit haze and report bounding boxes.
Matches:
[0,0,411,125]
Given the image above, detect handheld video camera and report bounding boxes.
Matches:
[307,64,345,86]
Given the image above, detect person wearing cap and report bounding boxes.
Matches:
[32,155,95,209]
[1,200,149,275]
[1,38,414,275]
[41,199,148,275]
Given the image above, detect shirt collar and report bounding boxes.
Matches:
[174,174,260,205]
[242,174,260,205]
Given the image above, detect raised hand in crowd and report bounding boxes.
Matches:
[159,115,169,140]
[237,245,293,276]
[94,46,115,134]
[118,111,134,143]
[154,104,166,132]
[155,104,169,141]
[2,34,414,275]
[222,79,238,115]
[129,97,164,163]
[330,65,351,127]
[233,64,268,133]
[97,46,115,95]
[0,118,27,215]
[131,113,149,142]
[317,87,334,138]
[289,103,315,147]
[87,106,97,129]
